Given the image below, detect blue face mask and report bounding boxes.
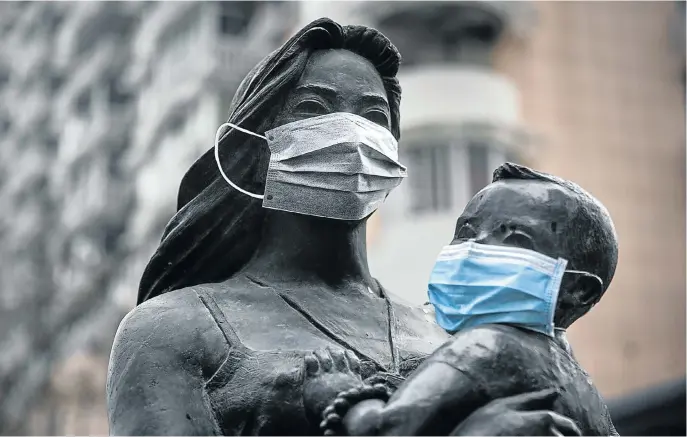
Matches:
[427,241,568,337]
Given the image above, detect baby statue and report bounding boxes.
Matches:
[309,163,620,436]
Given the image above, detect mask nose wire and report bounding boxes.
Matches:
[214,122,266,200]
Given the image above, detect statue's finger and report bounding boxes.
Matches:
[519,411,581,436]
[305,353,319,376]
[344,350,361,374]
[497,388,559,411]
[315,348,333,372]
[546,412,582,436]
[330,348,348,372]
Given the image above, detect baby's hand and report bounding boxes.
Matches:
[302,347,364,427]
[451,389,582,436]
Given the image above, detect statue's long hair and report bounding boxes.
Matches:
[137,18,402,304]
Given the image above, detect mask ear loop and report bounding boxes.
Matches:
[214,122,267,200]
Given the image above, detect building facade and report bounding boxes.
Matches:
[494,0,685,398]
[122,1,295,262]
[0,2,297,434]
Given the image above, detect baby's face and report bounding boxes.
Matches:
[451,180,576,260]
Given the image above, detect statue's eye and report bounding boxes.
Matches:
[294,99,328,114]
[503,232,535,250]
[363,109,389,128]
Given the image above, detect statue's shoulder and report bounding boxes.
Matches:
[111,287,229,372]
[432,324,558,385]
[385,292,452,359]
[118,287,208,336]
[385,291,445,334]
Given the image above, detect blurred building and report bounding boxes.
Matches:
[122,1,295,260]
[300,0,686,400]
[0,1,296,434]
[493,1,685,400]
[0,2,142,434]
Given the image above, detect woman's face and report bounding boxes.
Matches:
[274,49,391,130]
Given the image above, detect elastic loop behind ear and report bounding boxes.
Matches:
[564,270,604,290]
[214,123,265,200]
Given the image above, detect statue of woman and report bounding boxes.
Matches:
[106,18,579,436]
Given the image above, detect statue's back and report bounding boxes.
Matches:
[442,324,618,436]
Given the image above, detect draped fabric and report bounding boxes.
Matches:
[137,18,402,304]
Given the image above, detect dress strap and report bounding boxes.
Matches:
[373,278,400,374]
[195,286,249,355]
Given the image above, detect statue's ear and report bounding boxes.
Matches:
[565,270,604,307]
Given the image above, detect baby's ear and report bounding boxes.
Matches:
[555,271,604,328]
[566,271,604,307]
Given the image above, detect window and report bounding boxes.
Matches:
[107,138,128,178]
[403,138,519,216]
[75,89,91,117]
[378,4,501,67]
[107,77,131,105]
[405,144,452,213]
[0,116,10,134]
[49,73,63,95]
[168,111,187,134]
[32,175,48,195]
[47,11,64,35]
[44,135,59,154]
[0,66,9,87]
[157,14,200,83]
[443,38,493,66]
[219,2,257,36]
[103,228,120,253]
[467,142,490,196]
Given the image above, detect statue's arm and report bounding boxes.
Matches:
[343,336,490,436]
[106,292,228,436]
[450,389,583,436]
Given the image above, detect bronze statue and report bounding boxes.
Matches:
[106,18,585,436]
[319,163,620,436]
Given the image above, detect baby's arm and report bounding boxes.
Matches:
[376,360,483,435]
[345,331,497,436]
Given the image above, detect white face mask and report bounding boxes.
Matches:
[214,112,407,221]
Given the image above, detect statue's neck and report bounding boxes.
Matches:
[554,329,575,357]
[242,210,375,293]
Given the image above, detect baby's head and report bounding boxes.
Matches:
[451,163,618,329]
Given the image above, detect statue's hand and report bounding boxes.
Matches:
[302,348,364,428]
[451,389,582,436]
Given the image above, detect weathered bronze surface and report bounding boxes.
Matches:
[106,18,609,436]
[338,164,620,436]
